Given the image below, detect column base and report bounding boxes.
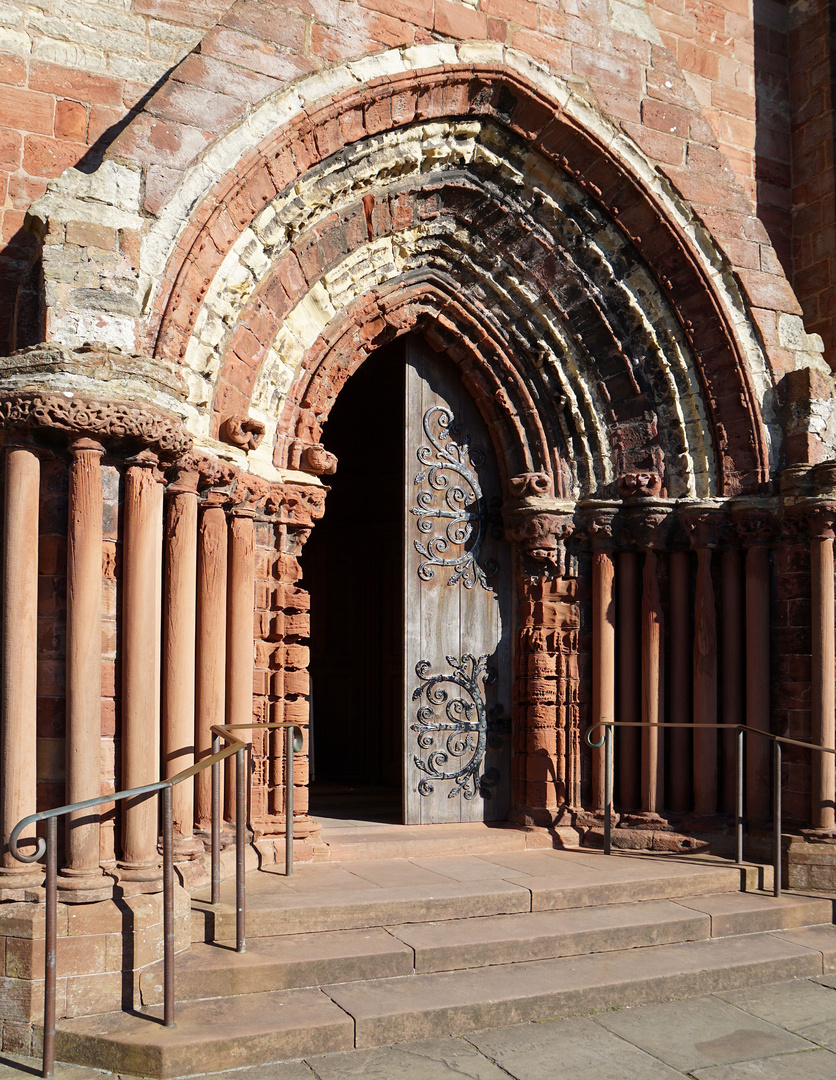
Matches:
[116,860,163,895]
[0,863,44,898]
[251,814,322,840]
[57,867,117,903]
[173,835,206,862]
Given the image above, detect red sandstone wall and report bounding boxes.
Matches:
[0,0,819,357]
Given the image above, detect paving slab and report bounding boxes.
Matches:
[717,978,836,1036]
[591,995,812,1072]
[466,1015,685,1080]
[325,860,459,888]
[323,932,821,1048]
[408,855,526,881]
[308,1037,510,1079]
[689,1049,836,1079]
[387,899,709,973]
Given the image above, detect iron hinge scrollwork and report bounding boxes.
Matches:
[411,653,507,800]
[411,405,499,589]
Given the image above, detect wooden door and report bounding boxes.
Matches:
[403,339,512,823]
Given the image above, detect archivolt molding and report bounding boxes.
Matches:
[166,115,721,498]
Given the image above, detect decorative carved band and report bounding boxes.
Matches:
[0,393,192,457]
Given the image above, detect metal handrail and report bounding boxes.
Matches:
[9,720,302,1078]
[585,721,836,901]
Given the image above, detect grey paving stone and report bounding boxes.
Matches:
[717,978,836,1035]
[307,1037,509,1080]
[689,1048,836,1079]
[197,1062,314,1080]
[591,996,812,1072]
[465,1016,684,1079]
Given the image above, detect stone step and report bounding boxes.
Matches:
[322,930,833,1048]
[191,852,748,941]
[146,892,832,1006]
[56,928,836,1077]
[317,821,551,861]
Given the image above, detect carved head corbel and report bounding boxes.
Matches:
[220,414,265,452]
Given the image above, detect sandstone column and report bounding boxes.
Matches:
[162,466,202,857]
[668,548,692,811]
[587,506,617,811]
[736,508,774,823]
[686,510,723,817]
[635,509,668,814]
[225,505,256,821]
[721,545,744,812]
[120,451,164,882]
[617,549,641,809]
[195,492,228,829]
[0,440,43,890]
[808,506,836,831]
[61,438,108,895]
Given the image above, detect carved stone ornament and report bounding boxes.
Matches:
[681,507,726,549]
[508,471,554,499]
[806,503,836,541]
[220,414,265,452]
[503,508,574,572]
[617,469,664,500]
[0,393,192,457]
[300,444,337,476]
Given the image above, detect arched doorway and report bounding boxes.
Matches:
[305,334,513,825]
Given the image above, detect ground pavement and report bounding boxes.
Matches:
[4,974,836,1080]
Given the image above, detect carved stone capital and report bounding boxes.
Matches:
[503,504,574,572]
[625,503,673,549]
[578,501,620,549]
[0,392,192,458]
[680,504,726,549]
[220,414,265,452]
[806,503,836,541]
[731,502,778,546]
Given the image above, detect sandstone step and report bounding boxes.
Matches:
[55,987,354,1079]
[192,851,747,941]
[323,930,834,1048]
[318,821,552,861]
[162,892,831,1006]
[56,928,836,1076]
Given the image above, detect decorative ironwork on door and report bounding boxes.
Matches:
[412,653,506,800]
[410,405,497,590]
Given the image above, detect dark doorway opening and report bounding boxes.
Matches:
[304,341,405,824]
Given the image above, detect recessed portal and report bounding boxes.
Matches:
[305,342,405,823]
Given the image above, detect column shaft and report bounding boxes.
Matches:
[617,551,641,808]
[591,550,615,810]
[668,551,691,811]
[745,544,771,821]
[641,549,664,812]
[721,548,744,812]
[163,472,199,849]
[63,440,105,887]
[0,445,41,884]
[121,454,164,874]
[811,535,835,830]
[225,509,255,821]
[693,547,718,815]
[195,500,227,828]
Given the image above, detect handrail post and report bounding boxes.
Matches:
[286,725,294,877]
[604,724,613,856]
[162,786,175,1028]
[42,815,57,1079]
[774,740,782,897]
[736,727,744,865]
[236,745,246,954]
[211,734,220,907]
